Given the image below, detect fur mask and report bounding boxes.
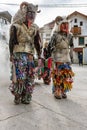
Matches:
[13,1,40,25]
[53,16,69,34]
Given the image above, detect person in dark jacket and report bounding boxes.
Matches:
[78,52,83,65]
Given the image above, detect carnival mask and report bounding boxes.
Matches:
[20,2,40,27]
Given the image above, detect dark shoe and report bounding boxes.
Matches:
[54,89,62,99]
[14,97,20,104]
[54,92,62,99]
[62,93,67,98]
[54,95,62,99]
[21,100,30,104]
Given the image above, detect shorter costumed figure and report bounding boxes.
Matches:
[47,16,74,99]
[37,58,45,80]
[43,42,52,84]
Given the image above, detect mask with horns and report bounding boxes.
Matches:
[13,1,40,26]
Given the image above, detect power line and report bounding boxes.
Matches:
[0,3,19,6]
[39,4,87,8]
[0,3,87,7]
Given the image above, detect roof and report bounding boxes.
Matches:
[44,20,55,28]
[40,20,55,31]
[67,11,87,19]
[0,11,12,23]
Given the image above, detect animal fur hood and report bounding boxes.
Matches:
[12,2,39,24]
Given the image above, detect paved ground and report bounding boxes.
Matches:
[0,44,87,130]
[0,63,87,130]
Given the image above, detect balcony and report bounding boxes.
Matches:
[70,27,81,35]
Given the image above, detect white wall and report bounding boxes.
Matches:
[83,47,87,64]
[69,14,87,36]
[73,37,78,47]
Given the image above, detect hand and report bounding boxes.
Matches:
[28,54,33,62]
[10,55,13,62]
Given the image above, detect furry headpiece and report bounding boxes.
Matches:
[20,2,39,14]
[55,16,63,25]
[13,1,40,24]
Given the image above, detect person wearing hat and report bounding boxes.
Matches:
[9,1,42,104]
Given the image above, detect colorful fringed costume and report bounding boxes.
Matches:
[40,42,52,85]
[37,58,45,80]
[47,16,74,99]
[42,58,52,85]
[9,2,42,104]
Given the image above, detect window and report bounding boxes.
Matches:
[74,18,77,23]
[80,21,83,26]
[46,34,50,37]
[46,38,50,41]
[5,19,7,24]
[79,37,84,45]
[74,25,78,27]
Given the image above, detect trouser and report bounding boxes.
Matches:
[9,52,35,103]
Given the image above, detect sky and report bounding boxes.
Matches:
[0,0,87,27]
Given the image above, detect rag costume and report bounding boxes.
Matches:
[43,42,52,84]
[47,16,74,99]
[36,42,52,85]
[37,58,45,80]
[9,2,41,104]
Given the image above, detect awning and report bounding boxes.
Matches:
[73,47,83,52]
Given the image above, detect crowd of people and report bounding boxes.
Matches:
[9,1,74,104]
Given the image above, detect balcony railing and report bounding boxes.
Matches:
[70,27,81,35]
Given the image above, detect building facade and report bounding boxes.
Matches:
[67,11,87,64]
[40,11,87,64]
[0,11,12,44]
[40,20,55,47]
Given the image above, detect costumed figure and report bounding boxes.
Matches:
[37,57,45,80]
[9,2,42,104]
[47,16,74,99]
[43,41,52,84]
[35,41,52,85]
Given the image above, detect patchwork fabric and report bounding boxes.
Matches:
[9,52,35,102]
[52,63,74,95]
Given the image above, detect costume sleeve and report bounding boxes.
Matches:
[47,33,57,58]
[34,30,42,58]
[9,25,19,55]
[69,37,74,47]
[68,34,74,47]
[43,48,46,58]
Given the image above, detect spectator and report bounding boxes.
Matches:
[78,52,83,65]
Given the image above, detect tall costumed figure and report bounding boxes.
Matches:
[9,2,42,104]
